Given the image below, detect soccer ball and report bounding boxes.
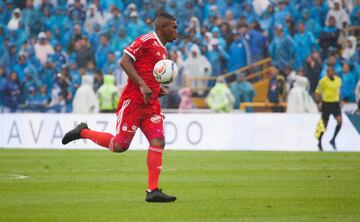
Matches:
[153,59,178,84]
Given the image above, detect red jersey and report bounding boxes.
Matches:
[122,32,168,104]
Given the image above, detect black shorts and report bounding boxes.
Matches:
[321,102,341,124]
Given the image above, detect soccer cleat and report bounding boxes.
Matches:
[145,188,176,202]
[329,140,337,150]
[62,122,89,145]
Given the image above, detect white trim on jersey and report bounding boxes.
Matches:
[116,99,131,135]
[124,49,136,62]
[140,33,155,42]
[153,32,166,48]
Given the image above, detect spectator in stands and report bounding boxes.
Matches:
[104,5,124,31]
[204,32,229,87]
[310,0,329,27]
[227,25,250,72]
[37,85,51,111]
[12,53,29,82]
[49,75,66,113]
[230,74,256,110]
[267,66,286,112]
[284,15,297,37]
[325,0,350,30]
[38,58,56,91]
[127,11,147,40]
[102,52,117,75]
[206,76,234,112]
[319,16,340,59]
[0,66,6,112]
[34,32,54,65]
[75,36,95,68]
[97,74,118,113]
[340,62,357,102]
[25,86,40,111]
[320,51,343,78]
[140,0,156,21]
[218,0,240,19]
[284,65,296,93]
[84,4,105,34]
[68,0,86,25]
[64,23,83,48]
[183,44,212,97]
[92,69,103,92]
[0,44,18,73]
[350,0,360,26]
[341,36,358,64]
[304,51,322,95]
[302,9,322,38]
[293,22,319,71]
[273,1,291,28]
[73,74,99,113]
[7,8,22,31]
[248,20,267,64]
[3,71,22,112]
[241,2,258,24]
[52,43,67,70]
[111,28,131,55]
[223,10,237,31]
[269,24,295,73]
[49,7,67,33]
[178,87,194,110]
[287,71,318,113]
[95,34,111,70]
[3,1,13,25]
[259,4,275,37]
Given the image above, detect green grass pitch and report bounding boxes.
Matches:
[0,149,360,222]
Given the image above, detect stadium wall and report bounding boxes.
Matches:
[1,113,359,151]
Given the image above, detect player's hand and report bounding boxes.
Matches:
[158,85,169,97]
[139,82,153,104]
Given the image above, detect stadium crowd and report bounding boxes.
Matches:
[0,0,359,113]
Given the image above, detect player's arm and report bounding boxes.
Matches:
[314,80,323,110]
[120,54,153,104]
[314,80,323,104]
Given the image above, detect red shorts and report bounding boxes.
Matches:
[115,98,164,148]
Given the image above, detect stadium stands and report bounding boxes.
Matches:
[0,0,359,113]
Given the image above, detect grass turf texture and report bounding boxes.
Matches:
[0,150,360,222]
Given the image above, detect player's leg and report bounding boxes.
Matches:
[329,103,342,150]
[318,103,330,151]
[62,99,134,153]
[141,114,176,202]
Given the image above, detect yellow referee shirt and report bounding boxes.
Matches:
[315,76,342,102]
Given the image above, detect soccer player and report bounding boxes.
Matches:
[62,12,178,202]
[315,66,342,151]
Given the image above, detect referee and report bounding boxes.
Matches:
[315,66,342,151]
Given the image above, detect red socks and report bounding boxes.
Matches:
[147,146,163,191]
[80,129,115,150]
[80,129,163,190]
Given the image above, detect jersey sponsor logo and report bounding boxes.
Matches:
[150,115,162,124]
[156,51,161,57]
[122,124,128,132]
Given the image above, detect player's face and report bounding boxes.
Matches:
[165,20,178,42]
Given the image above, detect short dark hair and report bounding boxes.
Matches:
[156,12,176,21]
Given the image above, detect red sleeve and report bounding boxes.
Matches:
[123,37,146,62]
